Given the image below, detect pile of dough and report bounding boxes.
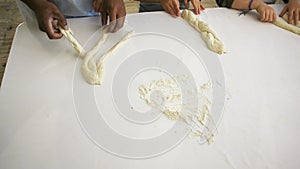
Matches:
[273,16,300,36]
[181,9,226,54]
[59,27,134,85]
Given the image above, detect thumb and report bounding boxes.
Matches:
[56,11,68,30]
[184,0,189,8]
[279,6,287,17]
[93,0,102,12]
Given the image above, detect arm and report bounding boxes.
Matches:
[20,0,68,39]
[218,0,276,22]
[183,0,205,15]
[280,0,300,25]
[139,0,161,2]
[93,0,126,33]
[159,0,205,17]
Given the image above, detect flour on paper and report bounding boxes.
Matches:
[59,27,134,85]
[273,15,300,36]
[138,76,215,143]
[181,9,227,54]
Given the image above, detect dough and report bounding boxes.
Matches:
[82,30,134,85]
[281,14,300,28]
[80,28,109,85]
[59,27,86,57]
[274,17,300,36]
[181,9,226,55]
[60,26,134,85]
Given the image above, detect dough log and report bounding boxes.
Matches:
[81,31,134,85]
[273,14,300,36]
[59,27,86,57]
[281,14,300,28]
[181,10,227,55]
[60,26,134,85]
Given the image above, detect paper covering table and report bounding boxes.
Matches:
[1,4,300,169]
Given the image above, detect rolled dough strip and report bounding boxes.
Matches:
[80,28,109,85]
[59,27,86,57]
[281,14,300,28]
[85,27,109,58]
[81,31,134,85]
[273,18,300,36]
[181,9,226,54]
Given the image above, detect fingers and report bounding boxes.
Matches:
[290,9,300,25]
[93,0,102,12]
[115,14,125,32]
[190,0,204,15]
[44,12,67,39]
[258,6,276,23]
[191,0,199,15]
[101,10,108,26]
[260,11,266,21]
[200,3,205,10]
[172,0,180,17]
[108,7,126,32]
[279,6,288,17]
[288,10,293,24]
[164,5,176,17]
[263,11,276,22]
[115,3,126,32]
[108,10,117,32]
[100,0,126,32]
[294,10,299,25]
[279,4,300,26]
[161,0,180,17]
[56,11,68,30]
[184,0,189,8]
[45,19,62,39]
[265,10,270,22]
[272,12,277,22]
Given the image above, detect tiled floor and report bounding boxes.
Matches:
[0,0,23,87]
[0,0,219,86]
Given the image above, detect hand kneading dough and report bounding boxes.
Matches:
[273,16,300,36]
[281,14,300,28]
[60,27,134,85]
[273,14,300,35]
[181,9,226,54]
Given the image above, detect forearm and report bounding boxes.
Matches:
[20,0,48,11]
[231,0,264,10]
[289,0,300,3]
[139,0,161,3]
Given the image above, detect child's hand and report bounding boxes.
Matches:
[279,0,300,26]
[160,0,181,17]
[255,2,276,22]
[34,1,68,39]
[93,0,126,32]
[183,0,205,15]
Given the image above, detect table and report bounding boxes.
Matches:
[1,5,300,169]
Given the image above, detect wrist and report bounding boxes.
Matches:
[289,0,300,3]
[251,0,264,9]
[22,0,48,12]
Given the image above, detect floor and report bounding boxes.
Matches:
[0,0,23,87]
[0,0,219,87]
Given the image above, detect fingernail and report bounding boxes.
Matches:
[64,25,69,30]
